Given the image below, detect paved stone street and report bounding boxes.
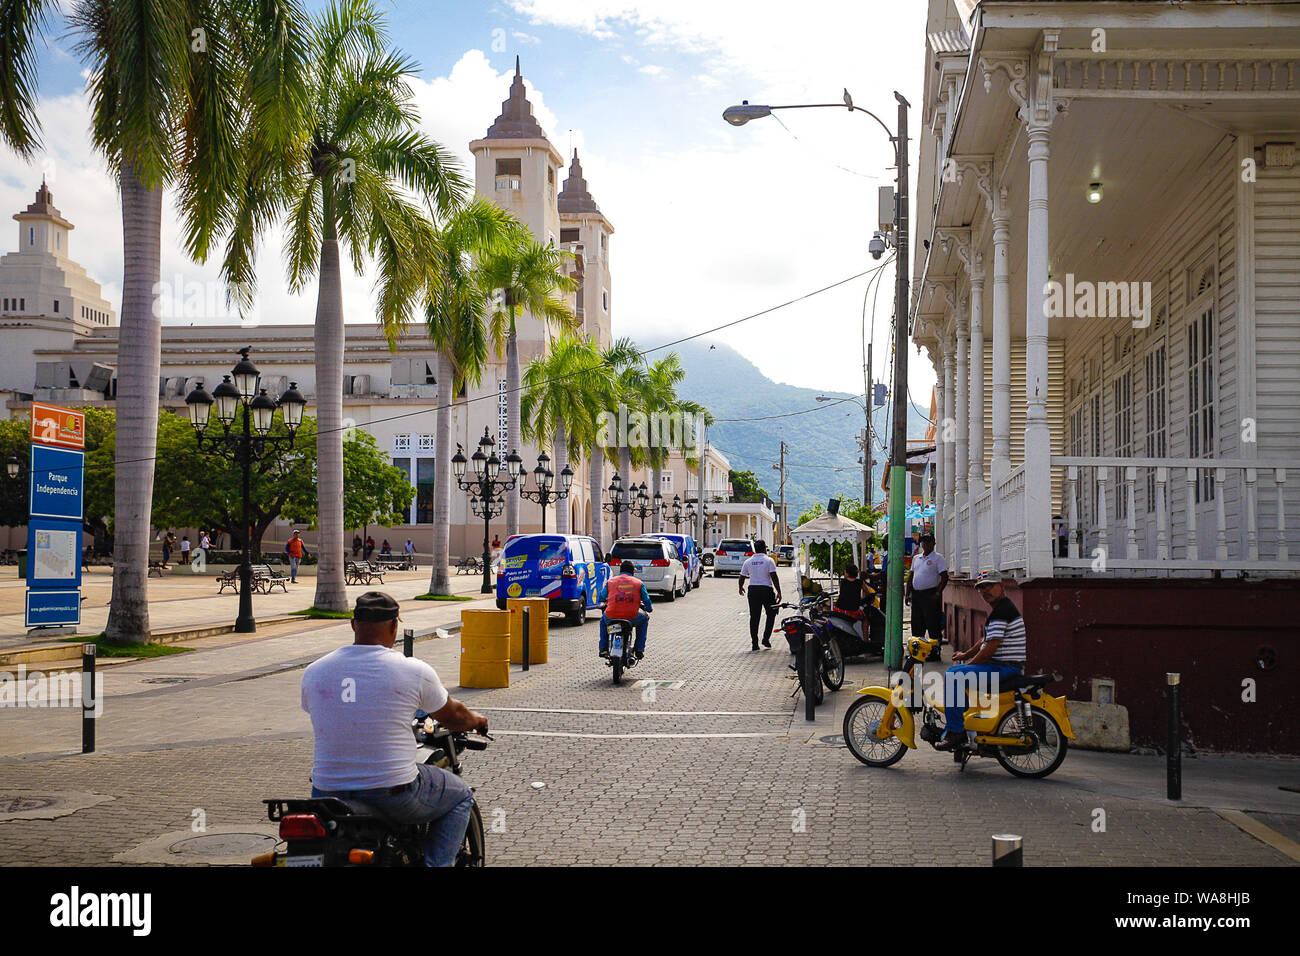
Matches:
[0,568,1296,866]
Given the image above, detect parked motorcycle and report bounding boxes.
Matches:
[604,617,639,684]
[253,717,489,867]
[778,596,844,707]
[842,635,1074,777]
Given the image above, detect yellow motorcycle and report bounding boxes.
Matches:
[842,635,1074,777]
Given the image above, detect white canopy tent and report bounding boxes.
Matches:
[789,512,875,590]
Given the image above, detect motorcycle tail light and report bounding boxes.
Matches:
[650,558,669,567]
[348,849,375,865]
[279,814,327,840]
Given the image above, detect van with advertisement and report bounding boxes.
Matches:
[495,533,610,626]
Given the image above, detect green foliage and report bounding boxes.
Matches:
[794,497,882,574]
[729,469,770,504]
[2,408,115,543]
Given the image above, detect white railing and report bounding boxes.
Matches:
[958,501,972,574]
[997,464,1028,571]
[973,488,994,572]
[1053,456,1298,572]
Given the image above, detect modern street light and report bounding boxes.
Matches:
[601,472,631,544]
[452,427,522,594]
[723,86,911,669]
[184,348,306,633]
[518,450,573,534]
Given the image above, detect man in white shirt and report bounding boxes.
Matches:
[301,591,488,867]
[739,540,782,651]
[905,533,949,657]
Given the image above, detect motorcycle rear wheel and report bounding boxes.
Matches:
[611,654,624,684]
[821,635,845,691]
[843,696,907,767]
[994,706,1068,778]
[456,802,486,867]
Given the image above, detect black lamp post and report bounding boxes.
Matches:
[518,450,573,534]
[628,481,662,535]
[601,472,631,544]
[667,494,696,532]
[452,427,521,594]
[5,455,23,480]
[184,348,306,633]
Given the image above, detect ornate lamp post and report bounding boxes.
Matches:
[452,427,521,594]
[184,348,306,633]
[601,472,631,544]
[629,481,662,534]
[518,450,573,534]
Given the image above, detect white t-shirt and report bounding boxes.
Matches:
[180,538,190,551]
[741,553,778,588]
[301,644,450,791]
[911,550,947,590]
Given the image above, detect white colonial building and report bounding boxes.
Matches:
[914,0,1300,752]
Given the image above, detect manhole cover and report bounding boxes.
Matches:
[165,832,277,857]
[143,677,194,685]
[818,734,845,745]
[1,795,58,813]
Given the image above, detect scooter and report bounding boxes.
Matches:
[842,635,1075,778]
[603,617,638,684]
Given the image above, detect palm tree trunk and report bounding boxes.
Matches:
[105,166,162,643]
[505,329,520,536]
[651,465,663,532]
[618,445,631,537]
[589,451,603,547]
[312,236,347,611]
[554,419,569,535]
[429,351,454,595]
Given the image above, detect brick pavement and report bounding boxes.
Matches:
[0,568,1295,866]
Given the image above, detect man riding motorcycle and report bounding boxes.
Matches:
[300,591,489,867]
[598,560,653,660]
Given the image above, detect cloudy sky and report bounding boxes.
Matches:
[0,0,934,400]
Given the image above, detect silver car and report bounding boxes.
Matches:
[608,537,688,600]
[712,538,755,577]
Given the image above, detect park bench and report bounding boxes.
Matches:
[345,560,386,586]
[216,567,239,593]
[374,553,414,571]
[251,563,290,593]
[454,555,483,575]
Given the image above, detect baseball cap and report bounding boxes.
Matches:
[354,591,400,622]
[973,570,1003,589]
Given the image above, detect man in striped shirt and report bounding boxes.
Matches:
[936,570,1026,751]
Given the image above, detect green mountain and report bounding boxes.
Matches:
[633,336,930,519]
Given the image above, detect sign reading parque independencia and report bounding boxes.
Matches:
[29,444,85,521]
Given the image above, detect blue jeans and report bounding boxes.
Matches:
[943,663,1022,733]
[600,611,649,654]
[312,763,474,867]
[289,555,301,581]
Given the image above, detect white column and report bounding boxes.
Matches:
[1023,119,1054,578]
[933,354,946,551]
[968,260,986,498]
[954,300,969,507]
[990,197,1013,488]
[942,338,956,517]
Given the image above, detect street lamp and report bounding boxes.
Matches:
[184,348,307,633]
[601,472,631,544]
[518,450,573,534]
[724,86,911,669]
[5,455,22,479]
[629,481,661,534]
[451,426,521,594]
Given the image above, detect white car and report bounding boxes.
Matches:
[712,538,755,577]
[608,537,688,601]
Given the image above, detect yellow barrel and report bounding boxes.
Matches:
[459,609,510,688]
[507,597,550,664]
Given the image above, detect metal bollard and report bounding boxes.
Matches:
[991,834,1022,867]
[521,606,530,672]
[403,627,414,658]
[81,643,96,754]
[1166,672,1181,800]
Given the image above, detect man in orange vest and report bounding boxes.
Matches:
[598,560,653,659]
[286,529,307,583]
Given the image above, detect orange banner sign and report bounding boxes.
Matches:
[30,402,86,450]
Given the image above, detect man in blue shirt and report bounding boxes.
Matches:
[597,560,653,659]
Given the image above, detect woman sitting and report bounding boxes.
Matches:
[835,564,863,613]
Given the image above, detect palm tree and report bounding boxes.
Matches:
[641,354,687,532]
[423,199,519,596]
[0,1,310,641]
[480,238,578,536]
[218,0,465,611]
[521,334,603,535]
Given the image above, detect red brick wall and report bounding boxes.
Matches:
[942,576,1300,754]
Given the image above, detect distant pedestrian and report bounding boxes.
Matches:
[405,539,416,567]
[905,533,948,653]
[180,535,191,567]
[491,534,502,569]
[286,530,306,583]
[739,540,782,651]
[200,531,211,555]
[352,535,363,558]
[161,531,175,566]
[364,536,375,560]
[380,539,392,556]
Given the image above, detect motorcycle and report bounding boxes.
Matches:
[841,634,1074,777]
[824,581,886,658]
[778,596,845,708]
[604,617,639,684]
[253,716,490,867]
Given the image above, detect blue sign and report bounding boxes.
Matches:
[29,445,85,521]
[25,589,82,628]
[27,519,83,589]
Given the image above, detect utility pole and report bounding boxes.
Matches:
[864,340,874,512]
[776,441,787,544]
[885,92,911,671]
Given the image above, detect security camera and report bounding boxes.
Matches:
[869,231,887,260]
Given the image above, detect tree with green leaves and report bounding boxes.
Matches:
[479,237,579,536]
[216,0,465,611]
[729,469,771,504]
[640,354,687,533]
[0,0,312,640]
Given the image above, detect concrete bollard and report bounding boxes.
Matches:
[403,627,414,658]
[1166,672,1181,801]
[81,643,96,754]
[992,833,1022,867]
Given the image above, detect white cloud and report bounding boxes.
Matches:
[636,64,666,77]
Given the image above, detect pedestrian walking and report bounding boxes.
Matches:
[286,530,307,583]
[180,535,191,567]
[161,531,175,567]
[905,533,948,656]
[404,539,416,568]
[200,530,211,556]
[739,540,782,651]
